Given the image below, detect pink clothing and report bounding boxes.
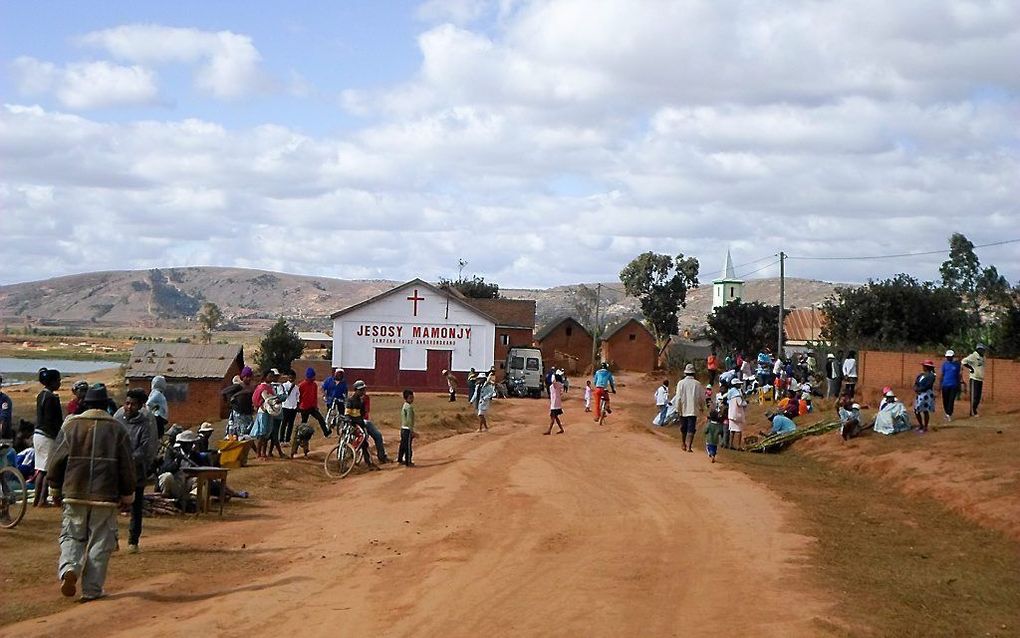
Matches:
[549,381,563,410]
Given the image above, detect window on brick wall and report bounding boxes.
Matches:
[566,325,573,337]
[629,334,636,341]
[500,334,510,346]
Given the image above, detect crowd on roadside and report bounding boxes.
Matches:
[649,342,990,459]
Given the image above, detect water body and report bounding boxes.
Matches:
[0,357,122,375]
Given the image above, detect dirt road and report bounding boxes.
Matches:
[5,377,834,637]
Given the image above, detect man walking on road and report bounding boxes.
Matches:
[673,364,704,453]
[48,384,135,601]
[113,388,159,554]
[592,363,616,422]
[962,343,986,417]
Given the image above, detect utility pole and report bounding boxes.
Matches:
[591,283,602,368]
[457,259,468,280]
[777,251,786,357]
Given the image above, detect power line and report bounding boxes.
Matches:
[736,260,780,278]
[730,254,776,270]
[786,237,1020,262]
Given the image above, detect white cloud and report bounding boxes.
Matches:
[11,57,158,109]
[79,24,264,98]
[417,0,489,24]
[2,2,1019,288]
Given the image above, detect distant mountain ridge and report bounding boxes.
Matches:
[0,267,840,334]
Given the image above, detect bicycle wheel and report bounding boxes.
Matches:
[0,466,28,529]
[323,443,358,479]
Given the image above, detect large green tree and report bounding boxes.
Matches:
[939,232,1012,345]
[254,318,304,373]
[438,275,500,299]
[707,301,782,356]
[619,252,700,348]
[821,274,966,349]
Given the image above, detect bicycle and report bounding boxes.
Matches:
[0,442,28,529]
[324,415,367,479]
[324,397,345,436]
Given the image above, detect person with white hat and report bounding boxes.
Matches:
[653,378,670,427]
[672,364,703,452]
[874,389,909,435]
[961,344,987,417]
[838,401,862,441]
[939,350,962,422]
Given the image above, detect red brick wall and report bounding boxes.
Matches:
[495,327,535,367]
[602,327,658,372]
[857,350,1020,410]
[537,319,593,374]
[127,377,230,426]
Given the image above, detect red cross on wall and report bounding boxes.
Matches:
[407,289,425,316]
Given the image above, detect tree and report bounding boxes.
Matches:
[821,274,966,349]
[254,318,304,373]
[438,275,500,299]
[939,233,980,296]
[939,232,1012,344]
[619,252,700,349]
[706,301,782,356]
[196,302,223,344]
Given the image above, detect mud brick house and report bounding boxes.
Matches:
[329,279,536,392]
[535,317,593,374]
[125,343,245,425]
[600,318,657,372]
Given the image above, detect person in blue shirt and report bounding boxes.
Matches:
[939,349,962,422]
[322,368,348,410]
[592,363,616,422]
[764,412,797,436]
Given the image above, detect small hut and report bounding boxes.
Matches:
[600,318,657,372]
[124,343,245,426]
[535,317,594,374]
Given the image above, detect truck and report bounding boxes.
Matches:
[504,346,544,398]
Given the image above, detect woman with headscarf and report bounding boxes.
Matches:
[913,360,937,433]
[147,375,169,437]
[34,368,63,507]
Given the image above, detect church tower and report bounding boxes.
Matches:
[712,250,744,309]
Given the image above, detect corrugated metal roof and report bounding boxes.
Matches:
[298,331,332,341]
[784,308,827,343]
[124,343,243,379]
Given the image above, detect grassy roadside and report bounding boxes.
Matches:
[724,448,1020,637]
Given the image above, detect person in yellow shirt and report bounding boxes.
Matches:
[961,343,986,417]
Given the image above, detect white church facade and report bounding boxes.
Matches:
[712,250,745,309]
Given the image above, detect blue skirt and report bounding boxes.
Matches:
[250,411,273,439]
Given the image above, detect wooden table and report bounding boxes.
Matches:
[182,466,229,515]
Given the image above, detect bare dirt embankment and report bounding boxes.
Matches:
[2,376,837,638]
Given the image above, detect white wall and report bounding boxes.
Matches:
[332,283,496,372]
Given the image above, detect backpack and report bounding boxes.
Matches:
[262,395,283,417]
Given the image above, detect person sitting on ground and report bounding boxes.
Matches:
[778,389,801,419]
[874,390,910,435]
[838,402,862,441]
[346,380,379,470]
[878,386,894,411]
[761,411,797,439]
[157,430,200,508]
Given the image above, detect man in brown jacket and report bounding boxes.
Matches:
[47,383,135,601]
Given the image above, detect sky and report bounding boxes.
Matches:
[2,0,1019,289]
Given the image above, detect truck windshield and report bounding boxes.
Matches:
[526,357,540,371]
[510,356,524,369]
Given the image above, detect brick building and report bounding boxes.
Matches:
[600,318,658,372]
[125,343,244,426]
[463,296,538,367]
[535,316,593,373]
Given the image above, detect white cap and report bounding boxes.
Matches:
[884,390,896,398]
[945,349,954,357]
[851,403,860,409]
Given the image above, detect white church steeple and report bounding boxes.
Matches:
[712,249,744,309]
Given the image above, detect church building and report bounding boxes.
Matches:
[712,250,745,309]
[330,279,535,392]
